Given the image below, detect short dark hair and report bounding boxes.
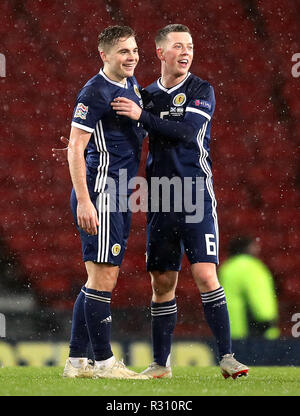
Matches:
[98,25,136,51]
[228,236,253,256]
[155,24,191,46]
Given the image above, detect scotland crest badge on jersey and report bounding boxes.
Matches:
[134,84,141,98]
[75,103,88,120]
[173,93,186,107]
[134,84,143,108]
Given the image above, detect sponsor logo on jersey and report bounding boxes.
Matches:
[173,93,186,107]
[195,99,211,110]
[170,107,184,116]
[74,103,88,120]
[134,84,141,98]
[112,243,121,256]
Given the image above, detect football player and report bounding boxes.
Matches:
[62,25,147,380]
[111,24,249,380]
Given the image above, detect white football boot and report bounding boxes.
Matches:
[62,358,94,378]
[93,357,149,380]
[141,362,172,379]
[220,353,249,379]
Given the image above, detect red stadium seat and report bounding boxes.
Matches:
[1,0,298,321]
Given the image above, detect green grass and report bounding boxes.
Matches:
[0,366,299,396]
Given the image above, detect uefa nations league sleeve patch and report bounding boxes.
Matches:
[194,99,211,111]
[74,103,89,120]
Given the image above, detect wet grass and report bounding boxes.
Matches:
[0,366,299,396]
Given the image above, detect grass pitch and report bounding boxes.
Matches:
[0,366,299,396]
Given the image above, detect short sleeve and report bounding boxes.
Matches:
[71,85,108,133]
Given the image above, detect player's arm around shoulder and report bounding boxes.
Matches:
[68,126,99,235]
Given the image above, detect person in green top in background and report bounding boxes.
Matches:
[218,236,280,340]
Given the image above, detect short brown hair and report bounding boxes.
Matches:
[155,24,191,46]
[98,25,136,51]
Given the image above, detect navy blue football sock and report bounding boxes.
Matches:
[69,286,90,358]
[84,288,113,362]
[151,298,177,366]
[201,286,232,361]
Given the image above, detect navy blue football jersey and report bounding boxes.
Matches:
[72,68,145,194]
[140,72,215,197]
[140,73,219,267]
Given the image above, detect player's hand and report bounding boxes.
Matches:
[77,199,99,235]
[52,136,69,163]
[111,97,142,120]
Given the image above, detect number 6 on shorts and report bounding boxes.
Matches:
[205,233,216,256]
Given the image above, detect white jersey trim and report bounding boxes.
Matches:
[94,120,109,193]
[185,107,211,121]
[196,122,219,259]
[157,72,191,94]
[97,193,110,263]
[99,68,128,89]
[71,121,94,133]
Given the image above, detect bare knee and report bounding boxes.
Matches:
[191,263,220,293]
[150,271,178,302]
[85,261,119,292]
[196,275,220,293]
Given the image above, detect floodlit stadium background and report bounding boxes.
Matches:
[0,0,299,366]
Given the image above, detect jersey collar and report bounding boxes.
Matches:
[157,72,191,94]
[99,68,128,89]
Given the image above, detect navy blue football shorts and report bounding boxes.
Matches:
[146,200,219,272]
[70,178,132,267]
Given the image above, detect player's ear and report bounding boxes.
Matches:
[99,49,107,63]
[156,47,165,62]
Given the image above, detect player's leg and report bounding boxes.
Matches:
[82,262,148,381]
[142,213,182,378]
[65,190,147,379]
[191,262,232,359]
[151,269,178,363]
[63,189,92,377]
[83,260,147,380]
[190,264,249,378]
[65,262,121,378]
[183,195,232,357]
[64,285,93,377]
[184,203,248,378]
[84,196,147,379]
[82,202,130,366]
[141,270,178,378]
[69,190,118,368]
[84,260,118,364]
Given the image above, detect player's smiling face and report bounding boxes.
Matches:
[159,32,193,78]
[100,36,139,84]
